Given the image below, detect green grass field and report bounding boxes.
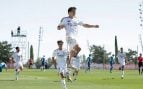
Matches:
[0,69,143,89]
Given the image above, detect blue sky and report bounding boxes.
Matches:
[0,0,142,60]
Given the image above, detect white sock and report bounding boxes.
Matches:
[122,71,124,77]
[16,71,19,80]
[75,74,77,80]
[66,72,70,79]
[61,79,67,89]
[73,71,77,80]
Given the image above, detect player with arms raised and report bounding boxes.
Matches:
[57,7,99,80]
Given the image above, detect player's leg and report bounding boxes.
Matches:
[121,65,125,79]
[110,63,113,73]
[69,45,81,63]
[73,69,79,81]
[43,64,45,71]
[66,69,72,82]
[59,68,68,89]
[138,62,141,75]
[20,63,23,71]
[88,62,90,71]
[109,62,112,73]
[41,62,44,71]
[66,37,81,65]
[73,44,81,56]
[0,64,2,73]
[71,56,80,81]
[15,64,20,80]
[141,63,143,74]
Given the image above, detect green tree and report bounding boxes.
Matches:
[126,49,138,64]
[115,35,118,63]
[0,41,13,62]
[30,45,34,59]
[35,58,41,69]
[90,45,111,64]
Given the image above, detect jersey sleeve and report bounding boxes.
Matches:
[59,17,66,26]
[77,19,84,26]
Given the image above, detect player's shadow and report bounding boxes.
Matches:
[53,80,60,82]
[0,79,15,81]
[102,77,115,80]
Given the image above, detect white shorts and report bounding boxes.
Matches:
[71,57,81,70]
[57,64,68,75]
[14,62,23,70]
[66,36,78,51]
[119,61,125,66]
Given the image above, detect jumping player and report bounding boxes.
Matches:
[57,7,99,65]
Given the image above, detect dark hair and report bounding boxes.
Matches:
[68,7,76,13]
[16,47,19,50]
[57,40,64,44]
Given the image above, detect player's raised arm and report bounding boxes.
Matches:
[82,24,99,28]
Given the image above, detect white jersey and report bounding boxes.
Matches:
[59,17,83,38]
[117,52,126,65]
[13,52,23,63]
[52,48,68,67]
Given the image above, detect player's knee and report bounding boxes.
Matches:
[74,44,81,51]
[70,50,77,56]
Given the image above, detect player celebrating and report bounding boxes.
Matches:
[52,40,71,89]
[12,47,23,80]
[57,7,99,65]
[137,53,143,75]
[117,48,127,79]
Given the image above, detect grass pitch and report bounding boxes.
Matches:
[0,69,143,89]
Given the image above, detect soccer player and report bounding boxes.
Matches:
[117,48,127,79]
[85,54,92,72]
[0,61,7,73]
[109,54,115,73]
[52,40,71,89]
[28,58,33,69]
[41,55,46,71]
[57,7,99,65]
[12,47,23,80]
[137,53,143,75]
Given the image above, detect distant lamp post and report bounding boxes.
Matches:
[17,26,21,36]
[11,30,13,37]
[139,2,143,29]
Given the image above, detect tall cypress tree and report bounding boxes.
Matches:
[115,35,118,63]
[30,45,34,60]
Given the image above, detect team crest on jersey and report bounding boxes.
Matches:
[57,51,65,57]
